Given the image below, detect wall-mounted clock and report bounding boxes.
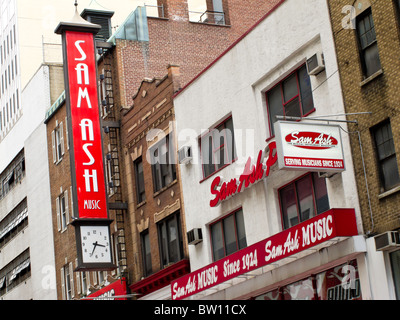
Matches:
[74,219,116,271]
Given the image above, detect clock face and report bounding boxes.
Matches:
[80,225,112,264]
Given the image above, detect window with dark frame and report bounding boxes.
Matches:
[210,208,247,262]
[149,135,176,193]
[0,198,28,249]
[52,122,65,163]
[356,8,381,78]
[63,263,73,300]
[0,250,31,297]
[266,64,314,136]
[279,173,330,230]
[157,212,183,268]
[371,120,400,192]
[200,116,236,180]
[141,230,152,276]
[134,157,146,204]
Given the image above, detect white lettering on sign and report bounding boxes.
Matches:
[75,63,90,85]
[84,200,101,210]
[74,40,87,61]
[265,230,299,262]
[223,259,240,277]
[197,266,218,290]
[64,31,108,219]
[82,143,95,166]
[286,131,337,150]
[302,215,333,246]
[83,169,99,192]
[80,119,94,141]
[172,275,197,300]
[93,289,115,300]
[77,87,93,109]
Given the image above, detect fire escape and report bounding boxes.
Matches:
[97,44,128,276]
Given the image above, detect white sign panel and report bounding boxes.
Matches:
[274,121,345,172]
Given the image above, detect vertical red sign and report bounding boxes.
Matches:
[65,31,108,219]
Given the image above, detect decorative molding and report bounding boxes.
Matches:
[154,199,180,223]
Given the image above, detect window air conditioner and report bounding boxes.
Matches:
[187,228,203,245]
[375,231,400,251]
[306,52,325,76]
[178,145,192,164]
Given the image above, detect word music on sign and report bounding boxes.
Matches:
[64,30,108,220]
[171,209,358,300]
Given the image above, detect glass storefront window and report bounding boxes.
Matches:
[255,260,362,300]
[390,250,400,299]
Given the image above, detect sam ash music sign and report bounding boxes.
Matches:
[64,30,108,219]
[274,121,346,172]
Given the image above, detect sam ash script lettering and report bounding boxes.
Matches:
[171,209,356,300]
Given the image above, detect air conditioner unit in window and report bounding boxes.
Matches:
[187,228,203,245]
[307,52,325,76]
[375,231,400,251]
[178,145,192,164]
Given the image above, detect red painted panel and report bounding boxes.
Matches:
[65,31,108,219]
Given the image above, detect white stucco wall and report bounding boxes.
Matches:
[174,0,364,293]
[0,64,56,300]
[0,65,51,173]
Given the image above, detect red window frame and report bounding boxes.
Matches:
[209,208,247,262]
[278,172,329,230]
[199,116,237,182]
[265,64,315,139]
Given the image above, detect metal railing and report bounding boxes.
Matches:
[189,10,225,25]
[144,4,165,18]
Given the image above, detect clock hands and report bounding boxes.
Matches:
[89,241,106,257]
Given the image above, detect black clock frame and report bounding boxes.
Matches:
[73,219,117,272]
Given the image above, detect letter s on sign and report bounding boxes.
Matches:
[75,40,87,61]
[210,176,221,208]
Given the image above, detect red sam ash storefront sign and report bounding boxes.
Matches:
[64,31,108,219]
[210,142,278,208]
[171,208,358,300]
[275,121,346,172]
[85,279,127,300]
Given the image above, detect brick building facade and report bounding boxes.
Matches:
[121,65,189,298]
[328,0,400,298]
[112,0,283,109]
[45,0,285,299]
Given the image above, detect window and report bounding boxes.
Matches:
[141,230,152,276]
[200,116,236,179]
[255,260,361,300]
[0,150,25,200]
[51,122,65,163]
[390,250,400,300]
[56,190,69,232]
[266,65,314,136]
[356,9,381,78]
[372,120,400,192]
[188,0,226,24]
[157,212,183,268]
[61,262,74,300]
[0,250,30,297]
[210,208,247,261]
[80,271,89,296]
[134,157,146,203]
[279,173,329,230]
[149,135,176,192]
[0,198,28,249]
